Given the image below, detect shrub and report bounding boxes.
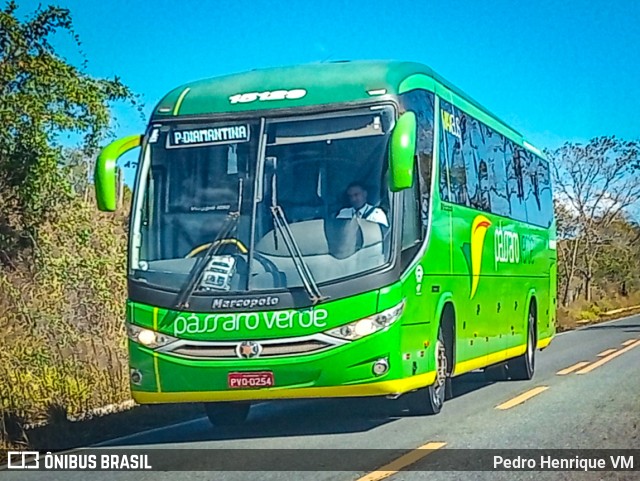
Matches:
[578,310,599,321]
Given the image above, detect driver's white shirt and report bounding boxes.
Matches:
[336,203,388,227]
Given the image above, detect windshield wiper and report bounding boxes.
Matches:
[269,205,328,305]
[174,211,241,310]
[260,154,327,305]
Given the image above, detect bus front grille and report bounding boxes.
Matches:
[166,339,334,359]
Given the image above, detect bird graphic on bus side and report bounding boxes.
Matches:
[469,215,492,299]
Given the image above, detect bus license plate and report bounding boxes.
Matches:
[228,371,274,389]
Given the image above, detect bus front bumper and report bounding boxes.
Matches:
[128,324,436,403]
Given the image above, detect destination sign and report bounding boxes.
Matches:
[168,125,250,148]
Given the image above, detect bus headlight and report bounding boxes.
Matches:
[126,323,176,349]
[325,300,405,341]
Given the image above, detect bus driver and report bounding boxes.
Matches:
[336,182,388,227]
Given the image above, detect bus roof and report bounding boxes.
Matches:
[152,60,530,150]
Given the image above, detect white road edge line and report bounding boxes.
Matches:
[0,417,209,469]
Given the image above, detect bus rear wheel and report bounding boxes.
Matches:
[204,402,251,426]
[506,307,536,380]
[405,328,448,415]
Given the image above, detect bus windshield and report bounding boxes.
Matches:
[130,105,396,294]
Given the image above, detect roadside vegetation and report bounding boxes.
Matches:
[0,1,137,450]
[551,137,640,329]
[1,1,639,453]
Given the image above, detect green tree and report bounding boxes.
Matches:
[592,217,640,297]
[0,1,137,262]
[60,147,93,201]
[548,136,640,303]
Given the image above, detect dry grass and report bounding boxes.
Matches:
[556,291,640,331]
[0,198,131,452]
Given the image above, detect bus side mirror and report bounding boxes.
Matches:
[389,111,417,192]
[95,135,142,211]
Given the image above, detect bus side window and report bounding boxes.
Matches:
[401,165,422,251]
[399,88,435,228]
[474,123,492,212]
[523,151,544,226]
[438,101,453,203]
[508,148,528,222]
[488,133,510,218]
[449,118,468,206]
[538,159,553,227]
[462,115,481,210]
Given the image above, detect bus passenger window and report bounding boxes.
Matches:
[538,159,553,226]
[401,168,422,251]
[488,135,510,218]
[523,152,545,226]
[477,159,491,212]
[449,136,468,206]
[399,89,435,228]
[462,116,481,210]
[508,148,527,222]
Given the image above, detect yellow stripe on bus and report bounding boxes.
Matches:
[172,87,191,115]
[537,336,553,349]
[153,307,162,392]
[453,345,526,376]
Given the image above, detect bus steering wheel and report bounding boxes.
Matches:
[185,239,284,288]
[185,238,248,258]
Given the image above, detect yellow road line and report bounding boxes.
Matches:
[356,442,447,481]
[597,348,617,357]
[556,361,590,375]
[622,339,637,346]
[577,340,640,374]
[496,386,549,410]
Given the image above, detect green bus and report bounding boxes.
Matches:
[95,61,556,425]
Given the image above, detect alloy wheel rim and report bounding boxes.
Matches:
[527,313,535,365]
[433,340,447,406]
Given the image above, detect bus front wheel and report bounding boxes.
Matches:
[405,328,448,415]
[204,402,251,426]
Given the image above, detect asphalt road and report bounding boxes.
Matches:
[3,315,639,481]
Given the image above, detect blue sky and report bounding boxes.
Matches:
[15,0,640,183]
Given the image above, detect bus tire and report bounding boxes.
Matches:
[204,402,251,426]
[405,327,448,415]
[506,303,536,380]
